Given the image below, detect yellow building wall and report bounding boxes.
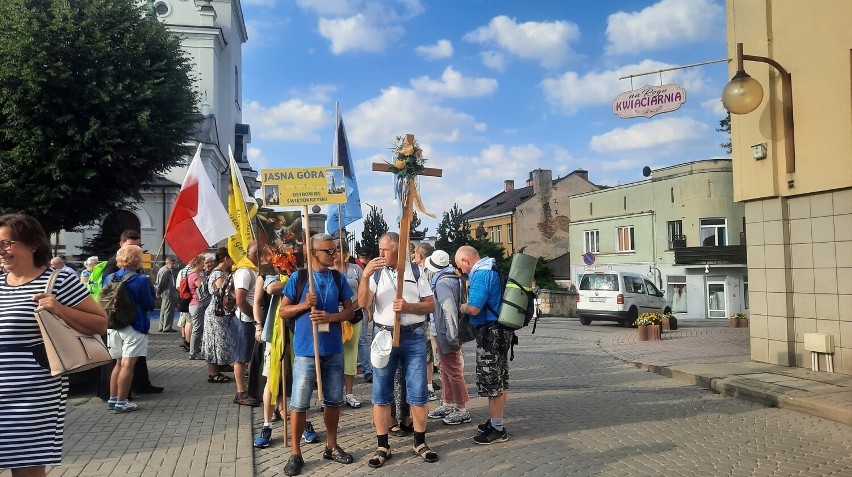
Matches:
[727,0,852,201]
[473,216,514,254]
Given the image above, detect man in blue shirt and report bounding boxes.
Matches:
[456,245,512,445]
[278,233,355,476]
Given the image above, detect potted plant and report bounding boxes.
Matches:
[661,312,678,331]
[729,312,748,328]
[635,312,662,341]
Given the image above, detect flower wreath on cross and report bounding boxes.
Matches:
[387,135,427,178]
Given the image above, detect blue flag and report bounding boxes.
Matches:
[326,104,362,234]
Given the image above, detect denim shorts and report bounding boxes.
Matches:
[371,323,428,406]
[230,317,255,364]
[290,353,344,411]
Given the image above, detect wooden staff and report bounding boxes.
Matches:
[301,205,323,401]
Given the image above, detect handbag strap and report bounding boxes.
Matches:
[43,269,64,295]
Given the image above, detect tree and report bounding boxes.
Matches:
[409,210,428,240]
[717,112,732,155]
[358,204,388,259]
[436,204,470,259]
[0,0,198,234]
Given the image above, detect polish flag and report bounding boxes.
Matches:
[165,145,236,263]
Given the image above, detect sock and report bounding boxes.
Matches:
[490,418,504,431]
[414,431,426,446]
[263,422,270,428]
[377,434,389,449]
[427,384,434,392]
[107,396,117,403]
[114,400,127,409]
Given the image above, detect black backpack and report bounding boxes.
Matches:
[371,263,421,285]
[100,272,137,330]
[213,271,237,317]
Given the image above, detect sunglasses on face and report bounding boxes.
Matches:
[315,248,338,256]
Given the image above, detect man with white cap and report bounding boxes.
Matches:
[358,232,437,468]
[424,250,471,425]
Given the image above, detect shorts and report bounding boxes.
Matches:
[230,317,255,364]
[371,323,428,406]
[107,326,148,359]
[474,321,513,398]
[289,353,344,411]
[178,311,191,327]
[262,344,271,377]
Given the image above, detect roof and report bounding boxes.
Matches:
[462,185,534,220]
[143,176,181,189]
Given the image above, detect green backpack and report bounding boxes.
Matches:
[99,272,137,330]
[87,261,108,300]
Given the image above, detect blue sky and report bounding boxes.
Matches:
[240,0,731,236]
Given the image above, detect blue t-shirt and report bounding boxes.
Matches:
[103,268,156,334]
[467,266,502,327]
[282,269,353,357]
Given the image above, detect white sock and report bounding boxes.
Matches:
[263,422,270,428]
[427,384,434,392]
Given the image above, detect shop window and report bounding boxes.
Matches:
[667,275,687,313]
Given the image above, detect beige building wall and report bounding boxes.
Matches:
[727,0,852,374]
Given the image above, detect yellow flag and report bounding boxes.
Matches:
[227,146,257,267]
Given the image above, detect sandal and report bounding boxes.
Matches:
[412,443,438,463]
[233,392,260,407]
[390,421,414,437]
[207,373,231,383]
[323,444,354,464]
[367,446,392,468]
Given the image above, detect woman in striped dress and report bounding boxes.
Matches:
[0,214,107,476]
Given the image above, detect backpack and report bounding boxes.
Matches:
[213,271,237,317]
[87,262,108,300]
[482,264,538,361]
[433,273,476,344]
[290,269,346,331]
[176,270,192,313]
[197,272,212,302]
[99,272,138,330]
[371,263,421,286]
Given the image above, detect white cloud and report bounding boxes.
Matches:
[540,59,707,115]
[480,51,507,71]
[701,98,727,117]
[288,84,338,103]
[247,147,270,172]
[415,39,453,60]
[318,14,403,54]
[589,116,709,153]
[295,0,355,16]
[346,86,484,147]
[463,16,580,68]
[605,0,724,55]
[243,99,329,142]
[409,67,498,98]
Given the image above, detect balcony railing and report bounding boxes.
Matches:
[673,245,747,265]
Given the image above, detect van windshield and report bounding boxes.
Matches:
[580,274,618,291]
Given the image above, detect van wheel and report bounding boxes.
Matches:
[579,317,591,325]
[623,308,638,327]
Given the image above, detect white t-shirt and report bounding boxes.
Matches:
[369,263,433,327]
[232,267,257,323]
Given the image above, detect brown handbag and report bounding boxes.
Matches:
[33,270,112,376]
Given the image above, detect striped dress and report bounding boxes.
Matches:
[0,268,89,469]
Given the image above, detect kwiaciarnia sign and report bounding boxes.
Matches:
[612,84,686,119]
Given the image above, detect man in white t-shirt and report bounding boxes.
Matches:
[357,232,437,468]
[232,241,260,407]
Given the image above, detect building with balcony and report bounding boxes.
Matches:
[726,0,852,374]
[568,159,746,319]
[462,169,600,262]
[59,0,256,259]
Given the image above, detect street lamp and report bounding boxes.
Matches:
[721,43,796,173]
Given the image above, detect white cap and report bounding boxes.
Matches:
[370,329,392,368]
[424,250,450,273]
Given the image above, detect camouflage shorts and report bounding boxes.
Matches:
[475,321,513,398]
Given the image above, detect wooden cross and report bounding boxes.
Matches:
[372,133,442,346]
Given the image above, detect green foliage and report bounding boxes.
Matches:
[717,112,732,155]
[409,210,427,239]
[468,238,506,265]
[532,257,559,289]
[0,0,198,234]
[358,204,388,259]
[436,204,470,258]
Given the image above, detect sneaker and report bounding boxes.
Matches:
[428,404,454,419]
[363,373,373,383]
[107,399,117,410]
[428,389,437,401]
[477,419,492,433]
[473,426,508,445]
[114,401,139,414]
[253,426,272,448]
[345,394,361,408]
[283,454,304,476]
[302,421,320,443]
[442,408,472,425]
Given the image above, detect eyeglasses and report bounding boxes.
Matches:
[0,240,16,251]
[316,249,338,256]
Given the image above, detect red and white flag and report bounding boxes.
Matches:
[165,144,235,263]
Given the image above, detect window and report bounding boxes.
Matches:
[489,225,502,243]
[667,276,687,313]
[700,218,727,246]
[623,276,645,294]
[616,226,634,252]
[583,230,599,253]
[234,66,240,108]
[507,223,513,244]
[645,280,661,297]
[667,220,683,249]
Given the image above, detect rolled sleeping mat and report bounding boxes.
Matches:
[498,252,536,329]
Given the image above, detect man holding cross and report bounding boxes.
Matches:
[278,233,355,476]
[358,232,438,468]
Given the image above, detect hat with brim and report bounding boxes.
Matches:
[424,250,450,274]
[370,328,392,368]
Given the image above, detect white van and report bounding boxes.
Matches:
[576,271,670,327]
